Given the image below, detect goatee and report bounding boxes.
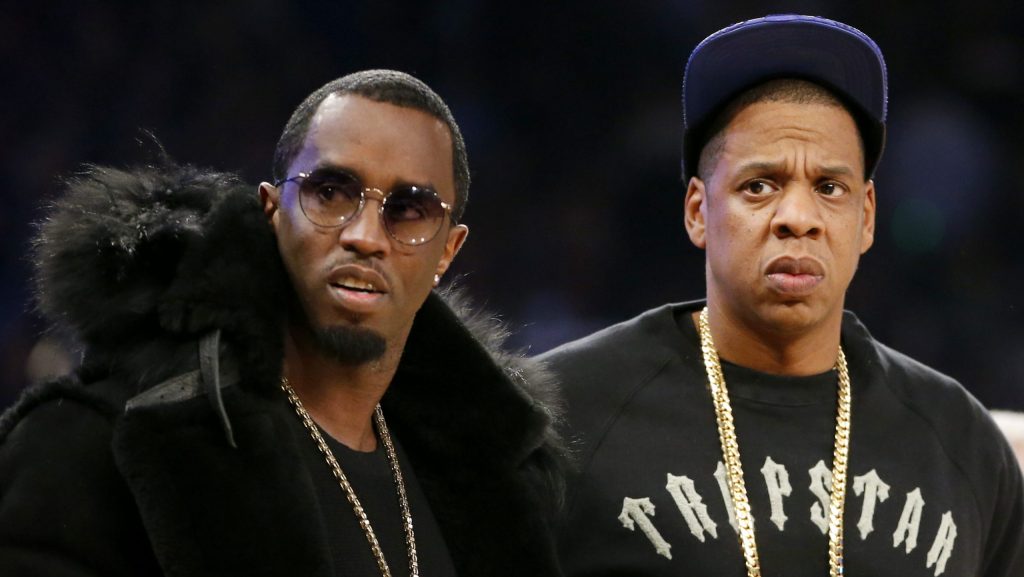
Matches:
[313,325,387,365]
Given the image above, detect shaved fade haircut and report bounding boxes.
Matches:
[273,69,471,222]
[696,78,866,182]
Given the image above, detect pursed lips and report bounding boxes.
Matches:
[764,256,825,295]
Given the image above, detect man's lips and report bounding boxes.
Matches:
[327,264,389,294]
[765,256,825,295]
[326,264,389,312]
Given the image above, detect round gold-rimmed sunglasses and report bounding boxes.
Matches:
[274,168,455,246]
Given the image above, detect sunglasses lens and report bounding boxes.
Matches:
[383,187,447,245]
[297,170,362,226]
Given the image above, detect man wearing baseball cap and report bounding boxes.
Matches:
[542,15,1024,577]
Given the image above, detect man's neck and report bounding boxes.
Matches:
[282,328,405,452]
[696,303,843,376]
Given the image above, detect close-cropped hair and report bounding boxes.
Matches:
[272,70,471,222]
[696,78,865,182]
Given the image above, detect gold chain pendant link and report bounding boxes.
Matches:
[698,307,850,577]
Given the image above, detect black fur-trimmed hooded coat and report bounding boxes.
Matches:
[0,162,567,576]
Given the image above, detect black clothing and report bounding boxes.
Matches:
[298,419,457,577]
[0,163,567,577]
[541,300,1024,577]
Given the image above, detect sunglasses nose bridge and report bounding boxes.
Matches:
[356,187,396,239]
[362,187,388,207]
[336,188,392,248]
[362,187,397,229]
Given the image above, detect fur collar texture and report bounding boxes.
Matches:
[25,160,567,576]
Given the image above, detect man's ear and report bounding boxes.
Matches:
[259,182,280,228]
[684,176,708,249]
[436,224,469,280]
[860,179,876,254]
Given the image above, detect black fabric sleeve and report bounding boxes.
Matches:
[0,396,161,576]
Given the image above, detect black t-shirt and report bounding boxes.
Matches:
[541,301,1024,577]
[289,414,458,577]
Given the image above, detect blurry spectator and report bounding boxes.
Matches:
[993,410,1024,470]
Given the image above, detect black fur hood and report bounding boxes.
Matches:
[33,162,289,393]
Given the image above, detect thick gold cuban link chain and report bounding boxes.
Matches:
[697,307,850,577]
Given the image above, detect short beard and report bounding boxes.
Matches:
[312,325,387,366]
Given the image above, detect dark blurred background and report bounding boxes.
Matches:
[3,1,1023,411]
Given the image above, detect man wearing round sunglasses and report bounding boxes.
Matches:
[542,15,1023,577]
[0,70,567,576]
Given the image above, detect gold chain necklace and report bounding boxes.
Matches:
[281,378,420,577]
[697,307,851,577]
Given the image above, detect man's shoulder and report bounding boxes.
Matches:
[879,338,1007,452]
[844,311,1013,472]
[0,375,128,443]
[843,311,987,418]
[0,376,138,491]
[539,301,700,376]
[537,301,703,451]
[0,376,126,513]
[0,376,164,575]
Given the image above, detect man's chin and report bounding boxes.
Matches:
[758,299,839,334]
[313,324,387,365]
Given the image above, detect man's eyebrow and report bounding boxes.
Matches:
[388,176,442,194]
[308,163,440,192]
[732,161,857,178]
[819,165,858,179]
[308,162,354,174]
[734,160,785,175]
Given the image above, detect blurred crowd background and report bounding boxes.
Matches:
[4,1,1024,412]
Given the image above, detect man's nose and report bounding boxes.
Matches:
[338,189,390,255]
[771,186,824,239]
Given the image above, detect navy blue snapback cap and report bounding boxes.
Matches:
[682,14,888,181]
